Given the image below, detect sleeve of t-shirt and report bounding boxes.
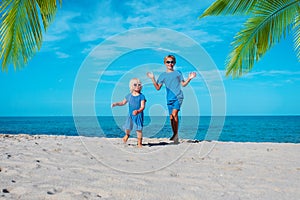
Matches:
[157,73,164,84]
[178,70,184,82]
[125,93,131,101]
[141,94,146,102]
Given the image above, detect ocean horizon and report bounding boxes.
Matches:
[0,116,299,143]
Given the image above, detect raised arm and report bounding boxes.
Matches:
[181,72,196,87]
[111,98,127,107]
[147,72,162,90]
[132,100,146,115]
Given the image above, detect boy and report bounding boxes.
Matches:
[147,55,196,143]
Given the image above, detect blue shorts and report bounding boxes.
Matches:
[167,99,182,115]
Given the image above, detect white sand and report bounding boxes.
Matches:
[0,134,299,200]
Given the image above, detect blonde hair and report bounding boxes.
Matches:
[129,78,142,93]
[164,55,176,64]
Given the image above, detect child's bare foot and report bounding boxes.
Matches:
[170,134,179,144]
[173,137,179,144]
[122,134,129,143]
[137,138,142,148]
[170,133,178,141]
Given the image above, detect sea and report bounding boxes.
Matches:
[0,116,299,143]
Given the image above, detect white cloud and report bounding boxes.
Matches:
[44,11,81,42]
[43,34,65,42]
[77,16,127,42]
[41,0,247,49]
[81,44,97,54]
[89,78,117,84]
[56,51,70,59]
[95,70,128,76]
[59,1,231,44]
[84,28,205,69]
[183,29,223,44]
[267,70,300,76]
[245,70,300,78]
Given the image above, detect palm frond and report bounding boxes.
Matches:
[0,0,62,71]
[0,0,40,70]
[294,8,300,61]
[37,0,62,31]
[226,0,299,77]
[199,0,258,18]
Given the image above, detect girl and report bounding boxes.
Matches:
[111,78,146,148]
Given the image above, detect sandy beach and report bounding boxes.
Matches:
[0,134,299,200]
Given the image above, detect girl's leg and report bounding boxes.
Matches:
[136,130,143,148]
[123,129,131,143]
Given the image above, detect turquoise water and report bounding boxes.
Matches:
[0,116,299,143]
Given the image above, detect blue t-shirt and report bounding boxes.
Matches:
[157,70,184,101]
[125,93,146,116]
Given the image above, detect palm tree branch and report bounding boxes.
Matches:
[1,0,41,70]
[199,0,258,18]
[0,0,62,71]
[37,0,62,31]
[226,0,299,77]
[293,8,300,61]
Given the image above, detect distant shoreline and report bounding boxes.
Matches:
[1,115,300,117]
[1,116,299,143]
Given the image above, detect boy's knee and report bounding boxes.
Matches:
[172,110,178,117]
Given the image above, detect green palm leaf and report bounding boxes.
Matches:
[199,0,258,17]
[199,0,300,77]
[227,0,299,77]
[0,0,62,71]
[37,0,61,30]
[294,11,300,60]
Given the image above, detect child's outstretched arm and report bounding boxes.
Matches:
[132,100,146,116]
[111,99,127,107]
[147,72,162,90]
[181,72,196,87]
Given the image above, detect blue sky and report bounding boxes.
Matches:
[0,0,299,116]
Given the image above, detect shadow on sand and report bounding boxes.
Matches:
[146,139,204,147]
[146,141,178,147]
[127,139,204,147]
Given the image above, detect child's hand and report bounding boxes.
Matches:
[189,72,196,79]
[111,103,116,108]
[147,72,154,79]
[132,110,138,115]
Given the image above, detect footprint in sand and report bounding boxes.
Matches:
[47,188,62,195]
